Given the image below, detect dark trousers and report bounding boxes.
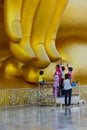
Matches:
[65,89,72,106]
[61,78,65,95]
[57,81,61,97]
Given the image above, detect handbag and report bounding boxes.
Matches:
[71,82,77,87]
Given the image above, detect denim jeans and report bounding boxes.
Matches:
[65,89,72,106]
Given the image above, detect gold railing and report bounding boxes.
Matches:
[37,82,55,105]
[0,82,87,107]
[0,88,39,107]
[0,82,54,107]
[79,85,87,100]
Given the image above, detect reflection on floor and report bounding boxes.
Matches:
[0,105,87,130]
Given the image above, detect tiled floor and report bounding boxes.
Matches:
[0,105,87,130]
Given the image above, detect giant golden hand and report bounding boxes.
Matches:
[4,0,68,67]
[1,0,87,87]
[0,0,68,86]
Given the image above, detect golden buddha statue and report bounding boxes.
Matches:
[0,0,87,88]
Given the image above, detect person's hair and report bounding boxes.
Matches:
[56,64,60,68]
[62,66,65,71]
[39,70,44,75]
[68,67,73,72]
[65,73,70,79]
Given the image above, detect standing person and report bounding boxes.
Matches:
[55,64,62,97]
[53,72,59,98]
[38,70,45,90]
[61,66,65,95]
[67,64,73,82]
[63,73,72,108]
